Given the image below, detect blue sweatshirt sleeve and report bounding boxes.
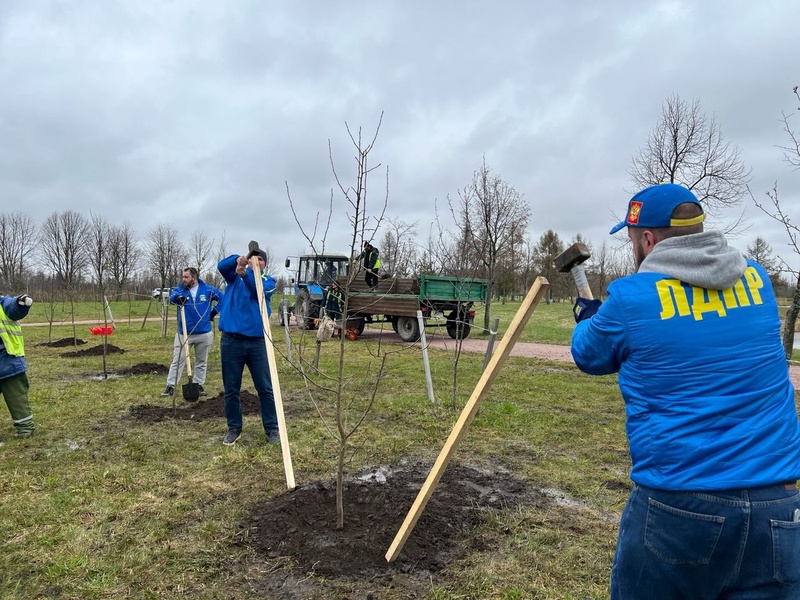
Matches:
[1,296,30,321]
[169,286,187,305]
[570,291,627,375]
[218,255,240,284]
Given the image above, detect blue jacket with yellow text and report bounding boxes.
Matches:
[571,231,800,491]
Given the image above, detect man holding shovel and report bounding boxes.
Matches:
[216,249,279,446]
[161,267,222,398]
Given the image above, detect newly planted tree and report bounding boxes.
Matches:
[286,116,395,529]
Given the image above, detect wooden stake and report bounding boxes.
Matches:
[250,249,296,490]
[385,276,549,562]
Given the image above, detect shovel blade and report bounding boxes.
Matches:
[182,382,201,402]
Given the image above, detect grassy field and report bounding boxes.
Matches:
[0,296,792,598]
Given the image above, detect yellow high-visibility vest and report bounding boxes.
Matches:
[0,305,25,356]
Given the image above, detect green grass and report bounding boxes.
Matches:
[1,297,794,598]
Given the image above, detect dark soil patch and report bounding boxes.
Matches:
[37,337,87,348]
[61,344,125,357]
[117,363,169,376]
[127,390,315,423]
[244,462,548,596]
[127,391,260,422]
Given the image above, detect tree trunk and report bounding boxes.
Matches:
[781,274,800,362]
[336,440,345,529]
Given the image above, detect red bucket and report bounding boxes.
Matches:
[90,326,114,335]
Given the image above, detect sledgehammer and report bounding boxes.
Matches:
[554,242,593,300]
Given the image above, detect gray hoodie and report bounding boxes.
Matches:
[637,230,747,291]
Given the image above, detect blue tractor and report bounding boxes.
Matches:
[281,253,350,329]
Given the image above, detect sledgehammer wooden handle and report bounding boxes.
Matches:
[571,265,593,300]
[554,242,593,299]
[385,275,550,563]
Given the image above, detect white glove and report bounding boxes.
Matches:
[17,294,32,306]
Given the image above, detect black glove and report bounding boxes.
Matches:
[17,294,33,307]
[210,309,218,321]
[573,298,602,323]
[174,296,188,306]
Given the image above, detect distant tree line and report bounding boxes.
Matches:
[7,93,796,316]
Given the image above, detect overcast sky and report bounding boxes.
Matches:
[2,1,799,279]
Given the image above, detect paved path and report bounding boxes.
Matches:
[358,328,800,390]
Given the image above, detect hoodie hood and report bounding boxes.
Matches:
[638,230,747,290]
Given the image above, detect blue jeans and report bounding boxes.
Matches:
[612,483,800,599]
[220,332,277,433]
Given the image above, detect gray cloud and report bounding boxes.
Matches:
[2,0,799,278]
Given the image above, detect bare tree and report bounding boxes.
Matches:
[39,210,90,289]
[146,224,187,337]
[379,217,418,277]
[189,230,214,277]
[454,159,530,330]
[630,94,751,215]
[87,212,110,294]
[146,224,187,289]
[749,86,800,360]
[0,212,36,290]
[107,222,140,300]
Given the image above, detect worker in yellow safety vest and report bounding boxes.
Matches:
[0,293,34,439]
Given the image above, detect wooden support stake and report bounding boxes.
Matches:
[385,276,549,563]
[250,248,296,490]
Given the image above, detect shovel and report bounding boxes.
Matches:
[179,305,201,402]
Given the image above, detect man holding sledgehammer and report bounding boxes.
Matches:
[216,249,279,446]
[571,183,800,599]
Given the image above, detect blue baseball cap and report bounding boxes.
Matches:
[610,183,705,234]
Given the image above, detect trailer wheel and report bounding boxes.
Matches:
[294,290,318,330]
[446,310,471,339]
[396,316,420,342]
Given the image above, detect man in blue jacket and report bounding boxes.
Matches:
[161,267,223,399]
[216,249,279,445]
[0,293,34,439]
[571,183,800,599]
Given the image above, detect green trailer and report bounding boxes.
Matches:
[283,254,487,342]
[343,274,487,342]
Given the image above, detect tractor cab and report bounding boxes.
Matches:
[282,254,350,329]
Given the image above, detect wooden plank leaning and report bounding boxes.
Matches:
[385,275,550,563]
[248,241,296,490]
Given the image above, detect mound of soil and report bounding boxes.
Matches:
[117,363,169,376]
[245,462,547,592]
[61,344,125,357]
[37,337,87,348]
[127,391,261,422]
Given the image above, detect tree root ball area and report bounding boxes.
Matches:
[245,462,547,587]
[126,395,549,593]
